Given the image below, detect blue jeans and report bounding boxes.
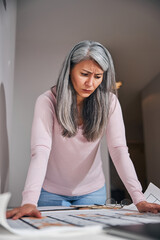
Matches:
[38,185,106,207]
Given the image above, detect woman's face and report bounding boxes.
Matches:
[70,59,104,105]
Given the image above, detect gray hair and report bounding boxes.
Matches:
[54,40,116,141]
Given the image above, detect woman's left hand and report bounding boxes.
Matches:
[136,201,160,213]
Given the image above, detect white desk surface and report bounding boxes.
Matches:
[0,226,126,240]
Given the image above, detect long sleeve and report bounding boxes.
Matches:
[106,94,146,205]
[21,92,54,206]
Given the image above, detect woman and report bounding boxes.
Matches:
[7,40,160,220]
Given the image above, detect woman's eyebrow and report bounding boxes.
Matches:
[82,69,103,75]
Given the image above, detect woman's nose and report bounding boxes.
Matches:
[85,75,94,87]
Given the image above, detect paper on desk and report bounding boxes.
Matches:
[0,193,102,236]
[123,182,160,211]
[1,182,160,236]
[38,205,77,211]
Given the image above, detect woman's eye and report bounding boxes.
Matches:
[95,76,101,79]
[81,73,88,76]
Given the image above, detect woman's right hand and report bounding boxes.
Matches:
[6,204,42,220]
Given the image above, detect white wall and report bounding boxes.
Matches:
[9,0,114,206]
[141,74,160,188]
[9,0,160,206]
[0,0,17,193]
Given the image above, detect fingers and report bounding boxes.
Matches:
[11,210,41,220]
[6,204,41,220]
[147,203,160,214]
[30,209,42,218]
[6,208,20,219]
[136,201,160,214]
[145,203,160,213]
[12,211,26,220]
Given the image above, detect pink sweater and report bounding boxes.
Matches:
[22,88,146,206]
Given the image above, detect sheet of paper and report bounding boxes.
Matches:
[123,182,160,211]
[37,205,77,211]
[40,208,160,227]
[1,182,160,236]
[0,193,102,236]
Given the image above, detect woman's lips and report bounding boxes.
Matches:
[82,89,92,93]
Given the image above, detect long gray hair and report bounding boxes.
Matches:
[53,40,116,141]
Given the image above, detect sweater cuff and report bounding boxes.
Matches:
[131,191,146,205]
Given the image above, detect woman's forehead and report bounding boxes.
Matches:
[73,59,104,73]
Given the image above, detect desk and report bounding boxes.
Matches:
[3,207,160,240]
[0,226,126,240]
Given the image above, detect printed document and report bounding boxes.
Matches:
[0,182,160,236]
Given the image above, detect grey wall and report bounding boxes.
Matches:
[142,74,160,188]
[0,0,17,193]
